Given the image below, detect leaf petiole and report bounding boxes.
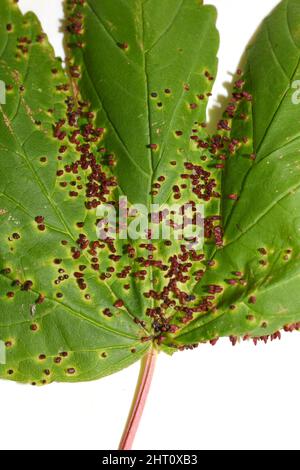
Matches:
[118,347,157,450]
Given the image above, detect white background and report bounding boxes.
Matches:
[1,0,298,451]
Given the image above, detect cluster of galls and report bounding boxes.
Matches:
[142,245,216,336]
[3,269,40,310]
[178,330,284,351]
[66,10,84,36]
[54,96,117,208]
[65,0,87,50]
[48,93,122,298]
[190,70,256,205]
[16,36,31,56]
[167,162,221,203]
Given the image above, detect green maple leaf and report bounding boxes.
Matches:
[0,0,300,449]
